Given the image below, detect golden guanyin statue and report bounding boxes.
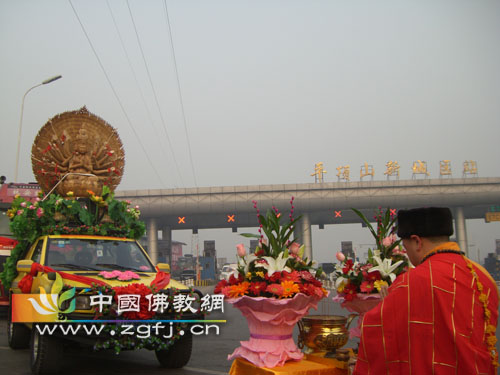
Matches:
[31,107,125,197]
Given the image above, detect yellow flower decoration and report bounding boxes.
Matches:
[487,335,497,347]
[337,283,345,293]
[466,259,498,370]
[66,191,74,197]
[374,280,388,292]
[255,271,265,279]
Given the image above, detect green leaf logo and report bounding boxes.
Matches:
[58,288,76,314]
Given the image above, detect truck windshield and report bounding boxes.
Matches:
[45,238,155,273]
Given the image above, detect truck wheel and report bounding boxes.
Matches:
[155,331,193,368]
[30,325,63,375]
[7,302,30,349]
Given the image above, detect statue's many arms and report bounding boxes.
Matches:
[31,106,125,197]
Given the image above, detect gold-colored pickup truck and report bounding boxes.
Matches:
[7,234,203,375]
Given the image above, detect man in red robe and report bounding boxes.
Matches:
[353,207,499,374]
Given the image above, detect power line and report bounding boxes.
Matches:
[126,0,185,187]
[68,0,167,188]
[106,0,179,188]
[163,0,198,187]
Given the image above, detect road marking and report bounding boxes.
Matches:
[183,366,228,375]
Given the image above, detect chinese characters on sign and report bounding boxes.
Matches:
[336,165,350,182]
[360,162,374,181]
[309,160,478,182]
[440,160,452,177]
[463,160,478,177]
[89,294,224,314]
[384,161,400,180]
[485,212,500,223]
[412,160,429,179]
[311,162,327,183]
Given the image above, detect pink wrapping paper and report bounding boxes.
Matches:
[332,293,382,338]
[227,293,323,368]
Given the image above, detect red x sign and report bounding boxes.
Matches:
[227,214,235,223]
[334,210,342,218]
[178,216,186,224]
[390,209,397,216]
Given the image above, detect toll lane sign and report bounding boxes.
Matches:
[485,212,500,222]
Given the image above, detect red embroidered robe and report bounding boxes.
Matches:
[354,243,499,374]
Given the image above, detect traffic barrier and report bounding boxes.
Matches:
[194,279,214,287]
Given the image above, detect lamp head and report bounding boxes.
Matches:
[42,75,62,85]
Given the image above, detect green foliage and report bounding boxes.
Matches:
[352,207,401,261]
[0,187,146,288]
[240,200,321,278]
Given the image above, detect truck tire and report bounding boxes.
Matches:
[7,302,30,349]
[30,325,63,375]
[155,331,193,368]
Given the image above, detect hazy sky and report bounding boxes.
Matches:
[1,1,499,264]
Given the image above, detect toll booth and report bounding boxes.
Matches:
[200,256,216,280]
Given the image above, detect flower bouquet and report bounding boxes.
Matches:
[333,208,409,337]
[215,198,328,368]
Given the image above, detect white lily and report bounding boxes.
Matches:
[238,253,258,274]
[254,252,291,277]
[368,256,403,282]
[335,276,347,289]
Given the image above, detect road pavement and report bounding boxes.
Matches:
[0,286,498,374]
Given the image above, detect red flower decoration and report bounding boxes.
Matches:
[281,270,300,283]
[214,279,228,294]
[343,283,358,301]
[360,281,375,293]
[113,283,155,320]
[249,282,267,296]
[228,273,243,285]
[363,270,382,282]
[342,259,354,274]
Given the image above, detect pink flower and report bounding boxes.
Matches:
[17,209,24,216]
[236,243,246,257]
[36,208,44,218]
[117,271,140,281]
[289,242,300,256]
[382,235,394,247]
[360,263,373,272]
[29,205,35,210]
[336,252,345,262]
[98,270,122,279]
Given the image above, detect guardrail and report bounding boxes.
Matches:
[181,279,215,287]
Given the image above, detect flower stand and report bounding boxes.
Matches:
[227,293,323,368]
[332,293,382,338]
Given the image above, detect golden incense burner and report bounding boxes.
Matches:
[298,314,356,357]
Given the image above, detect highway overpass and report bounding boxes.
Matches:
[115,177,500,263]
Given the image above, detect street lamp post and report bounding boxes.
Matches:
[14,75,62,183]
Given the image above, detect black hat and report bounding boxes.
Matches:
[397,207,454,239]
